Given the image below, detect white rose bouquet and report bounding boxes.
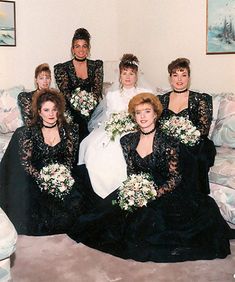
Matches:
[105,111,137,141]
[39,163,74,200]
[113,173,157,212]
[161,116,200,146]
[70,87,98,118]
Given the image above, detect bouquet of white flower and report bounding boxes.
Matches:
[105,111,137,141]
[113,173,157,212]
[70,87,98,118]
[39,163,74,200]
[161,116,200,146]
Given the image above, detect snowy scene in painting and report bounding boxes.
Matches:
[0,1,15,46]
[207,0,235,53]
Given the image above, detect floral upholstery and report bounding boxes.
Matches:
[211,93,235,147]
[0,85,24,133]
[0,208,17,281]
[0,132,13,161]
[210,183,235,224]
[209,146,235,190]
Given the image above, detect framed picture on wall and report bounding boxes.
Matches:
[207,0,235,54]
[0,0,16,46]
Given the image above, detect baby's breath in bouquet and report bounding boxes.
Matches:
[105,111,137,141]
[39,163,74,200]
[70,87,98,118]
[113,172,157,212]
[161,116,200,146]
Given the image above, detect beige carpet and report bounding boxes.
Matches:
[10,234,235,282]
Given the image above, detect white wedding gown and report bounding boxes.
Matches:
[78,87,151,198]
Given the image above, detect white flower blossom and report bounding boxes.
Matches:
[105,111,137,141]
[70,87,97,118]
[161,116,200,146]
[39,163,74,200]
[113,172,157,212]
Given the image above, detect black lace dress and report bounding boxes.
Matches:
[158,91,216,194]
[18,90,36,126]
[54,59,103,141]
[0,124,83,235]
[69,129,235,262]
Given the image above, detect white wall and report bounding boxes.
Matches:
[1,0,235,92]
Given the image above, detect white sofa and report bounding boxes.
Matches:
[0,86,235,225]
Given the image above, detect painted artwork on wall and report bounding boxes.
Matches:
[207,0,235,54]
[0,0,16,46]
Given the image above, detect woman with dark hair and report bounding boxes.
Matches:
[0,89,82,235]
[78,54,152,200]
[54,28,103,141]
[69,92,235,262]
[158,58,216,194]
[18,63,52,126]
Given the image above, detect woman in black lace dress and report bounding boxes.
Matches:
[158,58,216,194]
[54,28,103,142]
[0,89,82,235]
[69,93,235,262]
[18,63,52,126]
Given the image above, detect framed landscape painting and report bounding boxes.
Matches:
[207,0,235,54]
[0,0,16,46]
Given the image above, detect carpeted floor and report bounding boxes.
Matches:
[10,234,235,282]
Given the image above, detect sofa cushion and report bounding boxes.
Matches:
[211,93,235,148]
[0,85,24,133]
[208,94,223,138]
[0,208,17,260]
[0,132,13,161]
[209,146,235,190]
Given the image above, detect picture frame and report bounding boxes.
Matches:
[0,0,16,46]
[206,0,235,54]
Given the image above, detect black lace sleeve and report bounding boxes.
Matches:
[17,91,35,126]
[65,123,80,166]
[54,63,72,102]
[92,60,103,100]
[120,133,137,176]
[154,135,182,197]
[190,92,213,137]
[18,127,40,180]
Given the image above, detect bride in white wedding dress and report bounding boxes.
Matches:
[78,54,153,198]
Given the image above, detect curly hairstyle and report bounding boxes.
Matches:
[128,93,163,122]
[72,28,91,49]
[168,58,191,76]
[31,89,66,127]
[119,54,139,73]
[34,63,51,78]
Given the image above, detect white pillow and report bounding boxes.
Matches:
[0,85,24,133]
[208,94,223,138]
[211,93,235,147]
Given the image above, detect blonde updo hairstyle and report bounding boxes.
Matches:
[31,89,66,127]
[128,93,163,122]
